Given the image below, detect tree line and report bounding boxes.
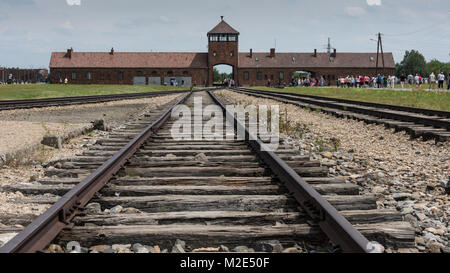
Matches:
[395,50,450,77]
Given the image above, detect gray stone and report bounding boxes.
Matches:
[232,246,250,253]
[366,241,385,253]
[372,186,385,194]
[102,247,115,253]
[393,193,411,201]
[171,244,185,253]
[145,246,159,253]
[132,243,149,253]
[175,239,186,248]
[377,171,385,178]
[41,135,62,149]
[0,153,6,163]
[219,245,230,252]
[109,205,123,214]
[282,247,302,253]
[85,203,102,214]
[415,212,427,222]
[401,208,414,215]
[194,153,209,162]
[255,240,283,253]
[427,242,444,253]
[112,244,131,251]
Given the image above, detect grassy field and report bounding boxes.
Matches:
[247,86,450,111]
[0,84,188,100]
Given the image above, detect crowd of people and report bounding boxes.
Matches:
[334,72,450,91]
[222,78,236,88]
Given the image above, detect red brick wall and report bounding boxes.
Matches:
[50,68,208,86]
[208,41,239,85]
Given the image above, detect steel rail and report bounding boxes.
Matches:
[234,87,450,118]
[207,90,372,253]
[0,90,194,253]
[0,89,189,111]
[233,88,450,130]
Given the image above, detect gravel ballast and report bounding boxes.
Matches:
[218,89,449,253]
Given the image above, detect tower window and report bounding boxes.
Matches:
[230,51,234,57]
[229,35,237,42]
[219,35,227,42]
[213,51,217,57]
[209,35,218,42]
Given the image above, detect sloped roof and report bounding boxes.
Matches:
[50,52,208,68]
[208,20,239,35]
[238,52,395,68]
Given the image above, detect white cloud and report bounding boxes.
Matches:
[344,6,367,16]
[367,0,382,6]
[66,0,81,6]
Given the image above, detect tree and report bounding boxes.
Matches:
[396,50,427,76]
[213,67,232,83]
[426,59,449,76]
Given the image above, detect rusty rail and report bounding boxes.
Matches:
[0,91,193,253]
[0,89,189,111]
[207,90,371,253]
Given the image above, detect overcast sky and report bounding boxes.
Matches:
[0,0,449,69]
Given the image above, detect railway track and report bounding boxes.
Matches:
[0,89,415,253]
[232,88,450,142]
[0,89,188,111]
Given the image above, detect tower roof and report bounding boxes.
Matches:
[208,19,239,35]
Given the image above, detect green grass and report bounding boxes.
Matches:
[247,86,450,111]
[0,84,188,101]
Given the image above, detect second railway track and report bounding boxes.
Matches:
[233,87,450,142]
[0,89,415,253]
[0,89,188,111]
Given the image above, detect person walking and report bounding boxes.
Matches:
[64,78,68,84]
[429,72,436,90]
[400,73,406,89]
[376,74,382,88]
[390,75,396,89]
[437,72,445,91]
[414,74,420,88]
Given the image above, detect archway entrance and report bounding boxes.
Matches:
[213,64,235,87]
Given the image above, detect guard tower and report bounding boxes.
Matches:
[207,16,240,86]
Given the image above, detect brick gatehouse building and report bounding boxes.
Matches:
[50,18,395,87]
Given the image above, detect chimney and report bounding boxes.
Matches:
[333,49,337,57]
[110,47,114,55]
[270,48,275,58]
[65,48,73,58]
[249,48,253,58]
[314,49,317,57]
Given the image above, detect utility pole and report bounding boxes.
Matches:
[327,37,331,53]
[375,32,385,75]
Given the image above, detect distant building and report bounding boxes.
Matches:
[49,18,394,86]
[0,67,48,83]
